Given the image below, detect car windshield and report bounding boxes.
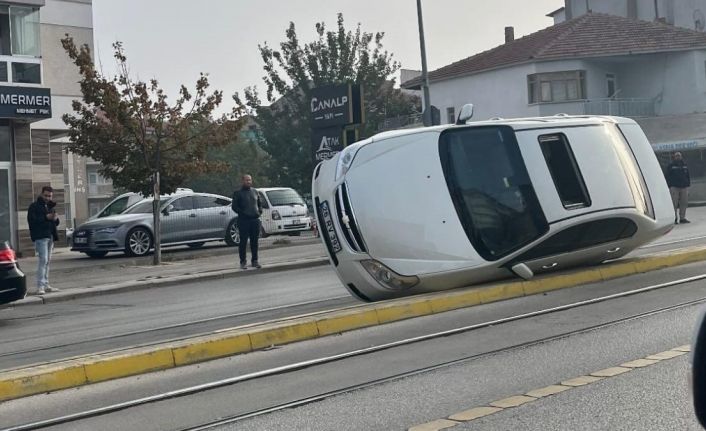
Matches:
[124,198,170,214]
[266,189,305,206]
[439,126,548,261]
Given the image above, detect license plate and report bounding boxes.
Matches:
[74,238,88,244]
[292,218,301,225]
[319,201,341,253]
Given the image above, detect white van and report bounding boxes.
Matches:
[256,187,312,236]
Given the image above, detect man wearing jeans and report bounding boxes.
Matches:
[232,175,263,270]
[27,186,60,295]
[665,152,691,224]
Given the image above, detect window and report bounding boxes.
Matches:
[266,189,305,206]
[258,192,270,209]
[0,63,8,82]
[10,6,39,57]
[539,134,591,209]
[528,71,586,104]
[446,107,455,124]
[12,62,40,84]
[194,195,226,209]
[170,196,194,211]
[607,73,617,98]
[99,197,129,217]
[125,198,169,214]
[515,218,637,262]
[439,126,548,260]
[0,6,9,55]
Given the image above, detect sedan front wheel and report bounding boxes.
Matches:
[125,227,152,257]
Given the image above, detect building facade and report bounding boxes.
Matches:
[0,0,94,256]
[401,12,706,201]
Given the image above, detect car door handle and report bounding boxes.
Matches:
[220,211,227,215]
[606,247,621,253]
[189,214,197,218]
[541,262,558,270]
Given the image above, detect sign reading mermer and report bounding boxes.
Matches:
[0,86,51,119]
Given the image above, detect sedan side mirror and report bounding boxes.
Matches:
[692,308,706,427]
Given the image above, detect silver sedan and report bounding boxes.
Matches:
[71,192,240,257]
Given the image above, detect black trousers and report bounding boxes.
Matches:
[238,218,260,264]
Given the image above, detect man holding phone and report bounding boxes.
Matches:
[27,186,61,295]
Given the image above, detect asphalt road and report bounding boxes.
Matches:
[2,260,706,430]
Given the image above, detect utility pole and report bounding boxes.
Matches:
[416,0,432,126]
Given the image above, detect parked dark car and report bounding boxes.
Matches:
[0,241,26,306]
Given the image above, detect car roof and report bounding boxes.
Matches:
[258,187,298,192]
[369,115,634,143]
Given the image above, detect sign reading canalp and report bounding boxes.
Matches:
[0,85,51,119]
[310,84,364,163]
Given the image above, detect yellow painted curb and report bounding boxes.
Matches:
[2,245,706,403]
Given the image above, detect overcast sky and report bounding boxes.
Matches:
[92,0,563,109]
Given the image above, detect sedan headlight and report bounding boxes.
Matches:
[335,142,364,181]
[95,226,120,234]
[360,260,419,291]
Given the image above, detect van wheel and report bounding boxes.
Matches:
[125,227,152,257]
[84,251,108,258]
[225,220,240,246]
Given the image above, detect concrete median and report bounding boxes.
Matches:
[2,245,706,402]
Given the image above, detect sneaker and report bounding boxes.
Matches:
[45,286,60,293]
[240,262,248,270]
[680,218,691,224]
[34,289,45,296]
[251,261,262,269]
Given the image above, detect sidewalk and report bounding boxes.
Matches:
[12,240,328,306]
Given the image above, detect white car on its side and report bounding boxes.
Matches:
[312,113,673,302]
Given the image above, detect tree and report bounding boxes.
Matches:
[238,13,420,193]
[61,36,244,264]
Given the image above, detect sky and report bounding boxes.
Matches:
[92,0,563,110]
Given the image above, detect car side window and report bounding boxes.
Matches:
[171,197,195,211]
[100,197,127,217]
[258,192,270,209]
[193,196,219,209]
[215,198,230,207]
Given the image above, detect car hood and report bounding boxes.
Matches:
[78,214,150,229]
[344,134,483,276]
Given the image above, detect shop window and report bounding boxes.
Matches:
[528,71,586,104]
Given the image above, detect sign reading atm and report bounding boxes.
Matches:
[0,86,51,119]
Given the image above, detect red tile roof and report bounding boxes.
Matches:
[402,13,706,89]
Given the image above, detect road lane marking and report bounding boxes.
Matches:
[407,344,690,430]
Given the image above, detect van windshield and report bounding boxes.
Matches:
[266,189,305,206]
[439,126,548,261]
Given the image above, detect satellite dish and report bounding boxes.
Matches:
[694,9,705,31]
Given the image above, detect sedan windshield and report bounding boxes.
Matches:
[439,126,548,261]
[266,189,305,206]
[124,198,169,214]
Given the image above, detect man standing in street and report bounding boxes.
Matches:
[27,186,61,295]
[666,152,691,224]
[232,174,263,269]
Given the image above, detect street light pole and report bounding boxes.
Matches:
[416,0,432,126]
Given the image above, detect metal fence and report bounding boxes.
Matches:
[377,113,424,132]
[583,98,656,118]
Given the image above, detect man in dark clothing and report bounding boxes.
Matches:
[232,174,263,269]
[665,152,691,224]
[27,186,61,295]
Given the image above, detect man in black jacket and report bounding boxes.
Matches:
[232,174,263,269]
[27,186,60,295]
[665,152,691,224]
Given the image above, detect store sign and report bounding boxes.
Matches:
[652,139,706,153]
[312,127,344,162]
[0,86,51,119]
[310,84,364,129]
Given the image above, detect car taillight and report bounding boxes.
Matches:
[0,248,16,264]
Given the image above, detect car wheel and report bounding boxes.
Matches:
[225,220,240,246]
[125,227,152,257]
[84,251,108,258]
[188,242,205,249]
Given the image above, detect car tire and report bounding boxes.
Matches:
[188,242,205,249]
[225,220,240,246]
[125,227,152,257]
[84,251,108,258]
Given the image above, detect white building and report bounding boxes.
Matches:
[402,12,706,201]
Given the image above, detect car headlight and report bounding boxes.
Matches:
[335,143,364,181]
[95,226,120,234]
[360,260,419,291]
[272,210,281,220]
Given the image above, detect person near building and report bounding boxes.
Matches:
[665,152,691,224]
[27,186,61,295]
[232,174,263,269]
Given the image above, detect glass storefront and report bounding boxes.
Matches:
[0,123,11,244]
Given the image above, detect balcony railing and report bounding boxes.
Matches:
[88,183,113,197]
[583,98,655,118]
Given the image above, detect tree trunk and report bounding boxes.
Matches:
[152,171,161,265]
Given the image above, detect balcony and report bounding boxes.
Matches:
[88,183,113,198]
[583,98,655,118]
